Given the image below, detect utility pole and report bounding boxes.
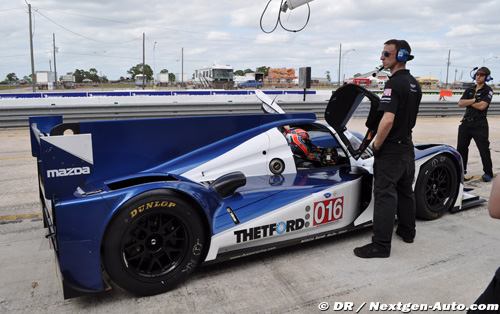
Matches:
[181,47,184,87]
[27,2,36,92]
[445,50,451,89]
[153,41,157,86]
[337,43,342,86]
[142,33,145,90]
[53,33,57,89]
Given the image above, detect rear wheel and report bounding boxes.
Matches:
[415,155,459,220]
[102,190,205,296]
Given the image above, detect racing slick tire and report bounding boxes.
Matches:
[415,155,459,220]
[102,190,205,296]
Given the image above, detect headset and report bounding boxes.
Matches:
[470,67,493,82]
[397,49,410,62]
[396,40,414,62]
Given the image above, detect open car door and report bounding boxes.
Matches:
[325,84,382,160]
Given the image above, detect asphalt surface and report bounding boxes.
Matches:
[1,116,499,313]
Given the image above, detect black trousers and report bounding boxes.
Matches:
[372,150,416,252]
[468,266,500,313]
[457,118,493,177]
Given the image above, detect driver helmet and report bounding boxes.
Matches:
[285,128,310,157]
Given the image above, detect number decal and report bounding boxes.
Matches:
[313,197,343,226]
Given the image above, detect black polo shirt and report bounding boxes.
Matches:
[460,84,493,120]
[378,69,422,153]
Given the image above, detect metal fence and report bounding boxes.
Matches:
[1,99,499,128]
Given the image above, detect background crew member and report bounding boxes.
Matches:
[354,39,422,258]
[457,67,494,182]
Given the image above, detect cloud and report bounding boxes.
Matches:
[1,1,499,81]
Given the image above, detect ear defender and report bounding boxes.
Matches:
[396,40,414,62]
[471,68,494,82]
[397,49,410,62]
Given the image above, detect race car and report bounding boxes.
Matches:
[29,84,475,299]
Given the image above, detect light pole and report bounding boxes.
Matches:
[153,41,157,86]
[341,49,355,83]
[483,56,497,66]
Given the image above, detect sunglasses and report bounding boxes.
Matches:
[381,51,392,57]
[476,72,486,77]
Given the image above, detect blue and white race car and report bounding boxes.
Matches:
[30,84,475,299]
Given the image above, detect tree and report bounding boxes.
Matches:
[160,69,168,74]
[72,69,86,83]
[325,71,331,83]
[6,73,18,83]
[127,64,153,80]
[87,68,99,82]
[256,66,269,77]
[234,70,245,76]
[69,68,105,83]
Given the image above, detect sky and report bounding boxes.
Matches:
[1,0,500,83]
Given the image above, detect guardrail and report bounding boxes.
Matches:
[354,101,500,117]
[0,100,327,128]
[0,89,313,99]
[1,93,499,128]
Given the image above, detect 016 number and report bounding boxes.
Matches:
[313,197,343,226]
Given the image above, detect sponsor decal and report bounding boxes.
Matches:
[47,166,90,178]
[234,218,305,243]
[181,259,197,273]
[130,201,177,219]
[313,196,343,226]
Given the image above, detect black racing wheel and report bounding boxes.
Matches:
[415,155,459,220]
[102,190,205,296]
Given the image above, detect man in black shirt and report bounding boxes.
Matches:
[354,39,422,258]
[457,67,494,182]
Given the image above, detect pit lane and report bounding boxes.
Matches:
[0,116,499,313]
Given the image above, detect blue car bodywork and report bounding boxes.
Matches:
[29,84,470,299]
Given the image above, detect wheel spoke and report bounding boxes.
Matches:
[121,211,189,277]
[425,167,451,209]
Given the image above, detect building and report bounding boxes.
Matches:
[344,70,390,89]
[416,75,440,89]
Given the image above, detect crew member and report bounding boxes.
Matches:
[354,39,422,258]
[457,67,494,182]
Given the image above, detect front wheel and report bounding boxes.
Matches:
[102,190,205,296]
[415,155,459,220]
